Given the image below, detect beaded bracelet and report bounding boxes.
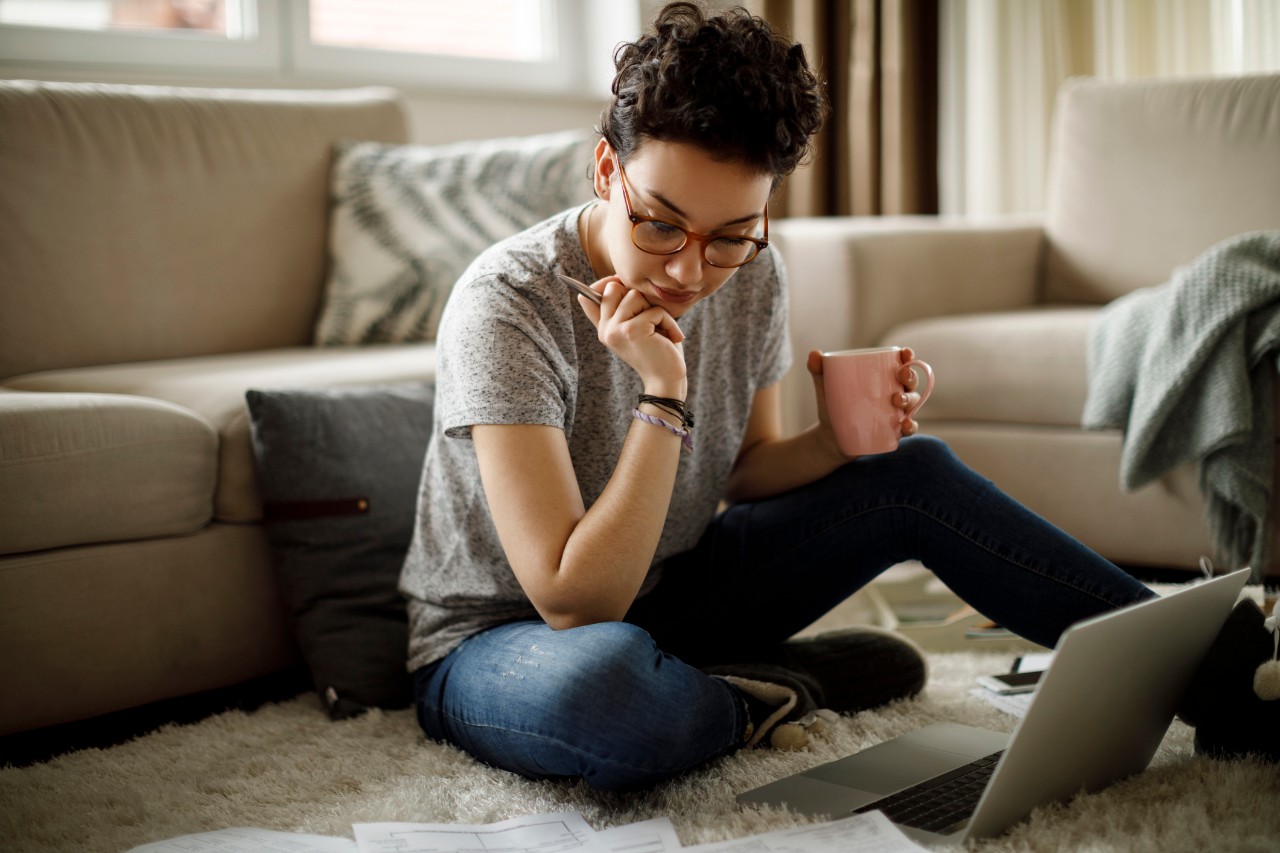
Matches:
[632,408,694,453]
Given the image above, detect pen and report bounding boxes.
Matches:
[558,272,684,343]
[557,273,602,305]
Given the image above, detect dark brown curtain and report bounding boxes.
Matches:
[762,0,939,217]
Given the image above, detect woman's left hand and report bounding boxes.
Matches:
[893,346,923,436]
[806,346,922,458]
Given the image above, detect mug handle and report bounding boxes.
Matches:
[899,359,935,419]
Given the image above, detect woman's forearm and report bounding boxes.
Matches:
[542,408,686,629]
[723,423,846,504]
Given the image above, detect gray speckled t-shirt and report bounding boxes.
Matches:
[400,203,792,671]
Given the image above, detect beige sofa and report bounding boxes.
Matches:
[0,82,436,736]
[773,72,1280,580]
[2,73,1276,740]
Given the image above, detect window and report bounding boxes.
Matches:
[0,0,245,38]
[307,0,545,61]
[288,0,585,91]
[0,0,278,69]
[0,0,628,94]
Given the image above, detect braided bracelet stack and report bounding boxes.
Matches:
[632,394,694,453]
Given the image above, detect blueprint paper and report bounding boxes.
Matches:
[124,826,357,852]
[354,812,596,853]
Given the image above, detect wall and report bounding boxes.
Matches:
[0,64,607,145]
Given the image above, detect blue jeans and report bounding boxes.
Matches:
[413,435,1153,790]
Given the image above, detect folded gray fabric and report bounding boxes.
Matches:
[1083,231,1280,580]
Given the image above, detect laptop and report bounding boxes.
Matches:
[737,568,1250,845]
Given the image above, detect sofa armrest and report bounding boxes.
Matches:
[771,215,1046,434]
[0,391,217,555]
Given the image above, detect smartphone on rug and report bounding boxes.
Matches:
[976,669,1044,695]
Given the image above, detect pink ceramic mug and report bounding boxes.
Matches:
[822,347,935,456]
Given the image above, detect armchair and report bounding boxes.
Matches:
[772,73,1280,578]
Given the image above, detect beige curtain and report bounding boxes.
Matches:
[761,0,940,218]
[941,0,1280,217]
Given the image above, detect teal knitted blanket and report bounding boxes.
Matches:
[1083,231,1280,582]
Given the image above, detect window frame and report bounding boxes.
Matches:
[0,0,620,95]
[289,0,582,93]
[0,0,283,72]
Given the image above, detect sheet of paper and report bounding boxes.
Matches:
[124,827,356,852]
[594,817,681,853]
[1013,652,1054,673]
[686,811,928,853]
[354,811,596,853]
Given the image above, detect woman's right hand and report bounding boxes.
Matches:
[475,276,689,631]
[579,276,687,394]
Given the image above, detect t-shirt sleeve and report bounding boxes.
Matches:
[755,248,793,389]
[435,273,570,439]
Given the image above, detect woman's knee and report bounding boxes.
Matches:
[549,621,663,687]
[510,622,741,790]
[875,434,973,485]
[825,433,960,490]
[485,622,674,729]
[895,433,955,465]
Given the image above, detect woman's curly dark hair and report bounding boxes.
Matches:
[599,2,826,181]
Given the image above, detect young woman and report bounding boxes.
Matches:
[400,2,1154,791]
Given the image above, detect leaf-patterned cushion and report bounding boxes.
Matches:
[313,129,596,346]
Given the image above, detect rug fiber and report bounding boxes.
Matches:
[3,650,1277,853]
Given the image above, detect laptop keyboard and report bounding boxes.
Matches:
[852,750,1004,835]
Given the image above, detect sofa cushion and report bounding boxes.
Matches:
[4,346,436,523]
[0,81,409,379]
[927,423,1218,569]
[312,129,596,346]
[882,307,1098,428]
[1044,74,1280,304]
[0,392,217,555]
[245,383,434,719]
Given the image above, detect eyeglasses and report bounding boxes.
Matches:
[615,156,768,269]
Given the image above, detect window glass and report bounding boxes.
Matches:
[0,0,251,38]
[0,0,607,93]
[308,0,547,62]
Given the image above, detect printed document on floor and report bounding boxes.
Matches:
[126,808,924,853]
[353,813,682,853]
[354,812,596,853]
[125,826,356,852]
[686,811,928,853]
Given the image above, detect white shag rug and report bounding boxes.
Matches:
[3,649,1278,853]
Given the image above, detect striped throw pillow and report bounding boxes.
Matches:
[314,129,596,346]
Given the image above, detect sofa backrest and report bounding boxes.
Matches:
[0,81,409,379]
[1043,73,1280,304]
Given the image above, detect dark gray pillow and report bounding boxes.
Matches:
[245,383,434,719]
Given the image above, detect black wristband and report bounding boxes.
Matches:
[637,394,694,430]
